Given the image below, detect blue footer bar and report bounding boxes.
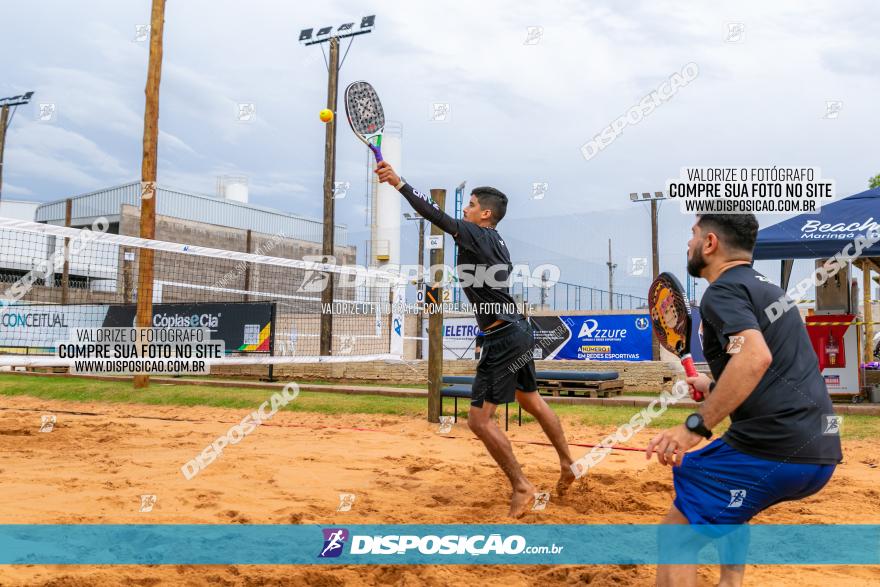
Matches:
[1,525,878,565]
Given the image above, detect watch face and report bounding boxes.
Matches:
[686,414,701,429]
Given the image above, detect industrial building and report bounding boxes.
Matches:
[0,179,357,305]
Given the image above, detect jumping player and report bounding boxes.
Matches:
[375,161,576,517]
[646,214,842,587]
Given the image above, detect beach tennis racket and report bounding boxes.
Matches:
[648,272,704,401]
[344,81,385,163]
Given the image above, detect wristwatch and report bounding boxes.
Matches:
[394,178,406,190]
[685,412,712,439]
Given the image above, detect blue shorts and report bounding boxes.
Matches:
[673,438,836,525]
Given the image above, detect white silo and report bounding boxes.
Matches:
[218,175,249,203]
[372,122,402,267]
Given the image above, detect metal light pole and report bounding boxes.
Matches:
[404,212,425,359]
[606,238,617,310]
[300,16,376,356]
[629,191,666,360]
[0,91,35,205]
[452,180,466,305]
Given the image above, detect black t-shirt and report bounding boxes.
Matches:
[397,182,521,330]
[451,220,521,330]
[700,264,842,465]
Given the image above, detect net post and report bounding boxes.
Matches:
[427,188,446,423]
[264,302,277,382]
[60,198,71,304]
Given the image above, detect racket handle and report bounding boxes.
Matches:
[369,144,384,163]
[680,355,704,401]
[681,354,698,378]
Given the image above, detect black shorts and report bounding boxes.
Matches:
[471,318,538,407]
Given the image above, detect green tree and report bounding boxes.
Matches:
[870,173,880,189]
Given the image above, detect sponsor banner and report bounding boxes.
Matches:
[423,316,482,359]
[103,303,274,353]
[0,524,878,565]
[530,314,652,361]
[0,302,273,353]
[0,304,108,350]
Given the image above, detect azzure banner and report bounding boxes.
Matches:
[530,314,652,361]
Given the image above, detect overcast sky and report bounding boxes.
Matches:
[2,0,878,302]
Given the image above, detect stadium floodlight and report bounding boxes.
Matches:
[300,18,377,354]
[0,90,36,204]
[0,91,34,107]
[300,16,376,45]
[627,187,666,360]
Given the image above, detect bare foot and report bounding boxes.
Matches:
[556,465,576,497]
[509,483,537,518]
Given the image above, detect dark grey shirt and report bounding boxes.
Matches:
[700,264,842,465]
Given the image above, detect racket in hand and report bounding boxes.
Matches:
[648,272,704,401]
[344,81,385,163]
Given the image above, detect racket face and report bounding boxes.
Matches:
[344,81,385,145]
[648,272,692,356]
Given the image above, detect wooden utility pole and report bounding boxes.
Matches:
[133,0,166,389]
[0,91,35,205]
[427,189,446,423]
[319,36,340,356]
[0,105,8,204]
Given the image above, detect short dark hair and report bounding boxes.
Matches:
[696,214,759,253]
[472,186,508,224]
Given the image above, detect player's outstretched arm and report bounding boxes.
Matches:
[375,161,458,236]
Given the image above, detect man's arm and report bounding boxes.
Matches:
[698,328,773,429]
[375,161,458,236]
[648,330,771,466]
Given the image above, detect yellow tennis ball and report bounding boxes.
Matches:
[319,109,333,123]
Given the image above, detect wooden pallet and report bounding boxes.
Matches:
[538,378,624,398]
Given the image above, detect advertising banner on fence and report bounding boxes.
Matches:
[0,302,273,353]
[422,316,481,360]
[103,302,274,353]
[530,314,652,361]
[0,304,108,351]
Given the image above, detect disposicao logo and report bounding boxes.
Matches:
[319,528,349,558]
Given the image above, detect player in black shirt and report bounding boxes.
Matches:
[648,214,841,587]
[376,161,576,518]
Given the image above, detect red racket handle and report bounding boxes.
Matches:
[681,354,698,378]
[681,355,704,401]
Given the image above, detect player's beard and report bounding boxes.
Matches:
[687,245,706,278]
